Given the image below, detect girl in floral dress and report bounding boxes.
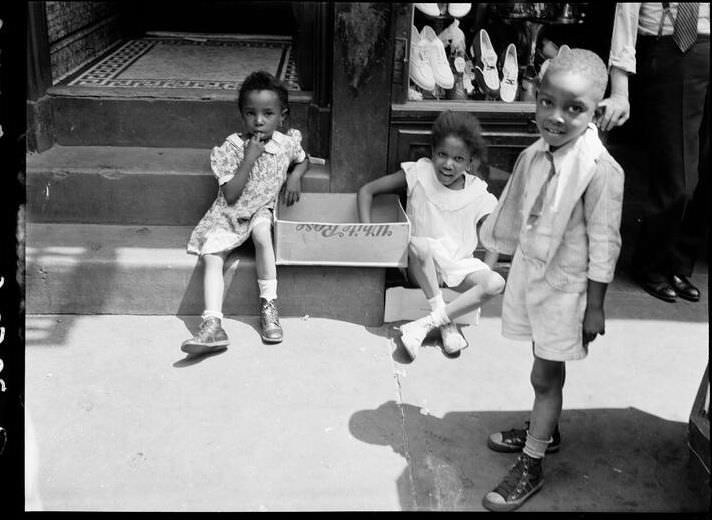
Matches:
[181,71,309,355]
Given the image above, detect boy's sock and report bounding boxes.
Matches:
[523,430,551,459]
[257,279,278,301]
[202,310,223,321]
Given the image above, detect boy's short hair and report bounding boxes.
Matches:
[543,48,608,101]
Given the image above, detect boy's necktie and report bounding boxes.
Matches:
[673,2,699,52]
[529,153,555,220]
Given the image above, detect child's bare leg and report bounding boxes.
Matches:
[181,252,229,354]
[406,237,440,298]
[527,355,565,448]
[400,238,445,358]
[440,269,505,353]
[252,221,277,282]
[202,253,226,315]
[446,269,505,319]
[251,221,282,342]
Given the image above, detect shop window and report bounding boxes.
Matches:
[405,3,593,103]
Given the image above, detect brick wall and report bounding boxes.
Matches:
[45,1,123,83]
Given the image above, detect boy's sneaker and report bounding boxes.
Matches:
[181,317,229,355]
[487,421,561,454]
[260,298,283,343]
[482,452,544,512]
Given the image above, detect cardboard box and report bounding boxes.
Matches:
[274,193,410,267]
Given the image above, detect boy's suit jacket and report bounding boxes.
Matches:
[480,124,625,292]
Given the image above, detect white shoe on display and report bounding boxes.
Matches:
[409,25,436,91]
[447,3,472,18]
[500,43,518,102]
[414,3,441,17]
[438,19,467,56]
[420,25,455,89]
[471,28,500,93]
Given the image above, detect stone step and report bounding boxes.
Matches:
[26,145,330,226]
[26,223,386,326]
[47,85,313,149]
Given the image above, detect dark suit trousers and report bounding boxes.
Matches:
[633,35,710,277]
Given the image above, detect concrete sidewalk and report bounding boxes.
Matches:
[25,270,709,512]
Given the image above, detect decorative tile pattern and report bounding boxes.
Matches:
[67,37,302,91]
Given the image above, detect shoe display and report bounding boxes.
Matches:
[438,19,467,57]
[409,25,436,91]
[420,25,455,89]
[447,3,472,18]
[440,322,468,353]
[260,298,283,343]
[181,316,229,355]
[670,274,701,302]
[414,3,441,17]
[482,453,544,512]
[636,273,677,303]
[499,43,518,102]
[487,421,561,454]
[471,29,500,94]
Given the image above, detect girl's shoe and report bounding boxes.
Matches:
[471,29,500,94]
[440,322,468,354]
[181,317,229,355]
[414,3,441,17]
[399,314,437,360]
[410,25,436,91]
[260,298,283,343]
[482,453,544,512]
[447,3,472,18]
[420,25,455,89]
[499,43,518,102]
[487,421,561,453]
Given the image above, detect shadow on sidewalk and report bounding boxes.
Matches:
[349,401,709,512]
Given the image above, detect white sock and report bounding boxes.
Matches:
[427,292,446,311]
[258,279,277,301]
[202,310,223,320]
[428,306,450,328]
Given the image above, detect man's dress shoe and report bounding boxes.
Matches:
[638,274,677,303]
[670,274,701,302]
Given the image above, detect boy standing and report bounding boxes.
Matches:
[479,48,624,512]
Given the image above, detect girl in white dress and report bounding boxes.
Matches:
[182,71,309,354]
[358,110,504,359]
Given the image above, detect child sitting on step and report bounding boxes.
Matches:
[479,48,624,512]
[357,110,505,358]
[182,70,309,354]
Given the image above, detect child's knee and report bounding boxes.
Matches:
[408,237,432,263]
[251,223,273,248]
[484,271,506,296]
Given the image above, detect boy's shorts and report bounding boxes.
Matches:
[502,248,588,361]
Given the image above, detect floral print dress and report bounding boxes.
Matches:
[187,128,307,256]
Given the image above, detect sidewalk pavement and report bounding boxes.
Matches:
[25,268,709,512]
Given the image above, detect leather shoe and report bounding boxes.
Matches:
[637,274,677,303]
[670,274,700,302]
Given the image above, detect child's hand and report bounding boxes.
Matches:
[282,173,301,206]
[582,305,605,346]
[243,132,266,163]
